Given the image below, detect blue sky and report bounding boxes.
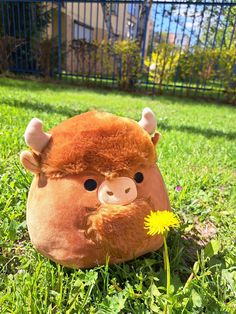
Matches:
[149,3,211,46]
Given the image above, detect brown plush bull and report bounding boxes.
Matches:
[20,109,170,268]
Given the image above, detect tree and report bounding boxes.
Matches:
[100,1,153,49]
[100,0,153,82]
[0,2,51,70]
[100,2,117,42]
[136,0,153,51]
[145,43,180,88]
[201,5,236,48]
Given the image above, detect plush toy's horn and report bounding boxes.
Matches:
[138,107,157,134]
[24,118,51,154]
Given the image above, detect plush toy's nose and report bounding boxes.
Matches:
[98,177,137,206]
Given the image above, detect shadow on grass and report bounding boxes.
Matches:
[1,76,234,108]
[158,121,236,140]
[3,98,84,117]
[0,76,113,95]
[4,98,236,140]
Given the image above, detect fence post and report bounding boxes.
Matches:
[57,0,62,79]
[141,3,149,65]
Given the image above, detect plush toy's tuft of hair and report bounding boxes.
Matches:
[40,111,156,177]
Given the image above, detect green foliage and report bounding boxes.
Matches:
[200,6,236,49]
[217,47,236,103]
[0,77,236,312]
[178,46,236,103]
[113,40,141,89]
[0,3,51,71]
[72,39,115,79]
[204,239,220,259]
[32,38,67,78]
[0,3,50,38]
[145,43,180,87]
[72,39,141,89]
[178,47,219,82]
[0,36,24,74]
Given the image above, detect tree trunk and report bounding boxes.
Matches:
[101,2,117,42]
[136,0,153,50]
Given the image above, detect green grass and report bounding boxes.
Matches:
[60,73,228,103]
[0,77,236,313]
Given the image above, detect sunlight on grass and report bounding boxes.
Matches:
[0,77,235,313]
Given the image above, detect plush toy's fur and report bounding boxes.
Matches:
[40,111,156,178]
[21,110,170,268]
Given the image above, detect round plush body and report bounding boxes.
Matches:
[21,110,170,268]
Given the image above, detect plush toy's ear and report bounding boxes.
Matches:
[138,107,160,145]
[138,107,157,134]
[24,118,51,155]
[20,151,40,174]
[151,132,161,146]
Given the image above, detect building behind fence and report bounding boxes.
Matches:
[0,0,236,103]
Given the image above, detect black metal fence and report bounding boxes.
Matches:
[0,0,236,103]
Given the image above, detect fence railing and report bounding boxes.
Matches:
[0,0,236,103]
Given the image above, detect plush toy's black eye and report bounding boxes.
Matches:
[134,172,144,183]
[84,179,97,191]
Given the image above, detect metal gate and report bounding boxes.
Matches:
[0,0,236,102]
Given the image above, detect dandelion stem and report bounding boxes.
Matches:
[163,236,170,295]
[163,235,170,314]
[144,210,180,314]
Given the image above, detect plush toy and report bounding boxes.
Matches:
[20,109,170,268]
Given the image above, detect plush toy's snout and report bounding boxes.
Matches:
[98,177,137,205]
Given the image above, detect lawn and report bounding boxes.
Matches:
[0,77,236,313]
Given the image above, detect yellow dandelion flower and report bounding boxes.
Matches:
[144,210,180,236]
